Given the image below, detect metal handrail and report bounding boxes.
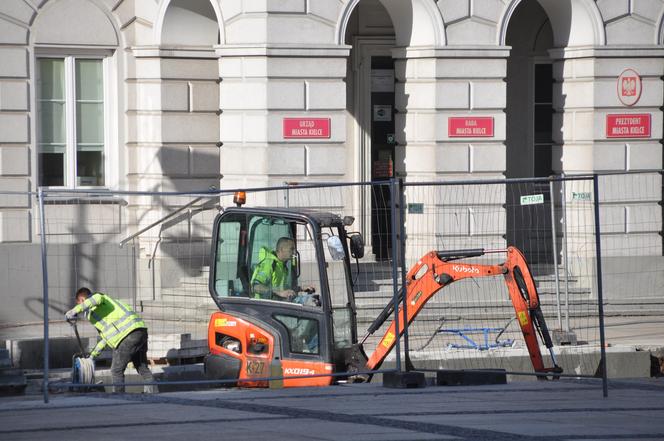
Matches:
[119,196,210,247]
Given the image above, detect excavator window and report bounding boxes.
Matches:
[274,314,320,355]
[213,220,243,296]
[212,212,323,309]
[323,230,354,349]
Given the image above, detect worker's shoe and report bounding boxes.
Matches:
[143,384,159,394]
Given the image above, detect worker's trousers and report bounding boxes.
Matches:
[111,328,157,393]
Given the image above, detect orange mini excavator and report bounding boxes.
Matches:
[204,201,562,387]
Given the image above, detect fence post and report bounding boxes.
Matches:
[37,188,50,404]
[397,179,411,370]
[592,174,608,397]
[561,177,571,332]
[549,179,562,329]
[389,179,402,372]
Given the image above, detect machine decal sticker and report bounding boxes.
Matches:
[382,332,395,348]
[215,318,237,327]
[246,360,265,375]
[284,368,315,375]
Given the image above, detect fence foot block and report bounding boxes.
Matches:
[382,371,426,389]
[552,329,578,346]
[435,369,506,386]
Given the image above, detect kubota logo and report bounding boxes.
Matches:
[284,368,315,375]
[452,265,480,274]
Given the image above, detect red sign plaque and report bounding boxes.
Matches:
[283,118,331,139]
[617,68,642,107]
[606,114,651,138]
[448,117,494,137]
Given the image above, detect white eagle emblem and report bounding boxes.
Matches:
[622,77,637,97]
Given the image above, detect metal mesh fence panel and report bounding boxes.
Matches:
[40,190,222,372]
[399,177,601,378]
[14,171,661,395]
[596,172,664,349]
[0,191,36,335]
[37,183,405,389]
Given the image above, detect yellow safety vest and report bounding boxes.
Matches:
[73,293,146,357]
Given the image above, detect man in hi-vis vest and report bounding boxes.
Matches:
[65,287,157,393]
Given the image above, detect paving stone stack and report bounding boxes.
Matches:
[147,334,208,365]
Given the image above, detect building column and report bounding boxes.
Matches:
[126,47,222,299]
[394,47,509,260]
[215,45,350,206]
[128,48,221,194]
[0,3,32,244]
[551,47,664,297]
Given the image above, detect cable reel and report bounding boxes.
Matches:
[67,318,96,389]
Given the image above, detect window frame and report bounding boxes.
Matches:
[531,59,554,178]
[35,51,115,189]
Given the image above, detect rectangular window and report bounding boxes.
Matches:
[37,57,106,187]
[533,63,553,177]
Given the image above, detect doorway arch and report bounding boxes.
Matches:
[499,0,605,47]
[337,0,446,47]
[155,0,224,46]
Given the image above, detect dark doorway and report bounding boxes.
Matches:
[505,0,557,267]
[370,56,396,260]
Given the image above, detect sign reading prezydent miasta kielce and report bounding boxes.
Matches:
[283,118,331,139]
[448,117,494,137]
[606,114,651,138]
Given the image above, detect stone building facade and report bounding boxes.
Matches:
[0,0,663,322]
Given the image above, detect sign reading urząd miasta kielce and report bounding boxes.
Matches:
[283,118,331,139]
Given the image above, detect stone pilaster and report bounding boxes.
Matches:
[394,47,509,260]
[0,2,34,243]
[551,47,664,257]
[216,44,350,206]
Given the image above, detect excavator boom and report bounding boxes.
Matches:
[364,246,562,377]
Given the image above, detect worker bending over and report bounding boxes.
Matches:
[65,287,157,393]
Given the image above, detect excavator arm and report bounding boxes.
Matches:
[362,246,562,377]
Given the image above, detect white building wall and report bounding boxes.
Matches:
[0,0,661,262]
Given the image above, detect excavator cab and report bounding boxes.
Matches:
[205,206,364,387]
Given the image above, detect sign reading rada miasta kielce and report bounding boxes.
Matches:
[283,118,331,139]
[448,117,494,137]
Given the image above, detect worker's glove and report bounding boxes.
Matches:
[64,309,78,321]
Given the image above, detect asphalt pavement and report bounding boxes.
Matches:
[1,378,664,441]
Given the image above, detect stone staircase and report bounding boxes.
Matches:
[351,259,597,351]
[136,259,598,331]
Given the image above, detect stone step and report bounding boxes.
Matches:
[147,333,208,361]
[160,286,210,299]
[138,299,218,318]
[353,286,591,302]
[0,367,27,396]
[0,348,10,368]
